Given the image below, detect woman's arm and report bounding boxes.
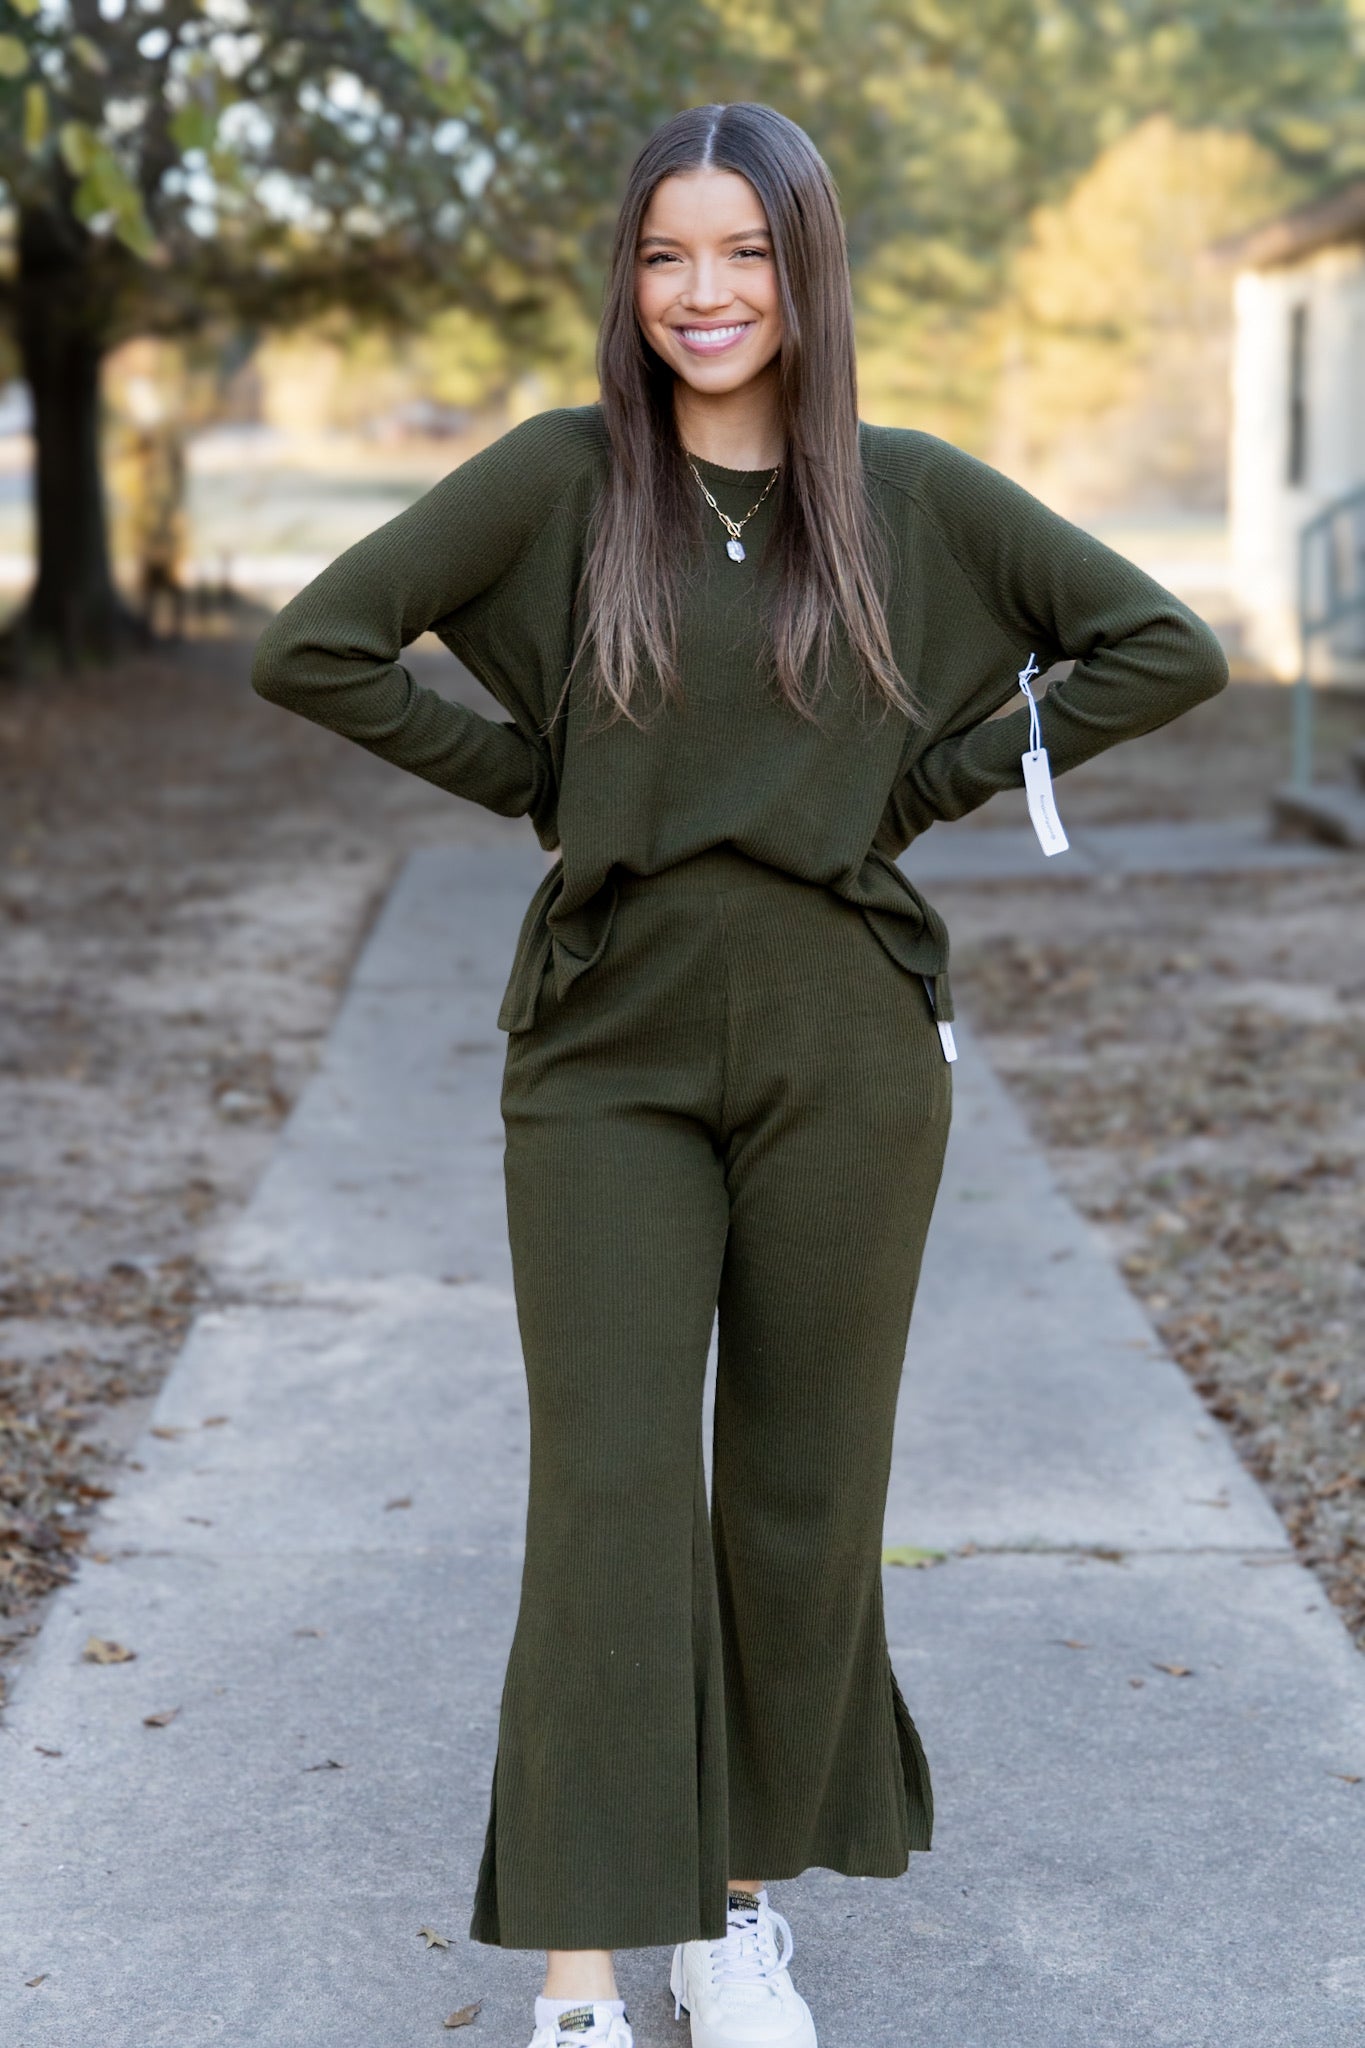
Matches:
[249,410,593,832]
[893,436,1230,832]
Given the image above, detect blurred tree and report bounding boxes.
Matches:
[1,0,1363,666]
[1000,117,1300,512]
[723,4,1360,281]
[0,0,732,667]
[105,334,189,628]
[769,1,1365,445]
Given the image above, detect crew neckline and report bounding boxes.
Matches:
[684,448,784,488]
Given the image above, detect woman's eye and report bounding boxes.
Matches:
[640,248,768,265]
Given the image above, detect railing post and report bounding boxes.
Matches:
[1291,485,1365,791]
[1291,668,1314,789]
[1294,516,1314,790]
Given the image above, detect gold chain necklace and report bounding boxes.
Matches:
[686,457,781,564]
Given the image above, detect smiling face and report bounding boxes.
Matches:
[634,168,783,400]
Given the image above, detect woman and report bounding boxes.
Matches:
[252,101,1227,2048]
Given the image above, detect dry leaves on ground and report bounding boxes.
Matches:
[0,637,504,1706]
[946,860,1365,1649]
[0,1261,208,1588]
[82,1635,135,1663]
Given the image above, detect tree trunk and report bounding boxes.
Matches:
[9,202,133,670]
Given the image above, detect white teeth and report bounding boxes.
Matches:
[679,324,749,342]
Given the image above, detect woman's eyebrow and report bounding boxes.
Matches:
[638,227,772,249]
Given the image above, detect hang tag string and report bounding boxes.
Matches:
[1018,651,1042,755]
[1015,650,1070,857]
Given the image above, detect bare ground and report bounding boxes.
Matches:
[1,650,1363,1710]
[939,676,1365,1649]
[0,632,523,1703]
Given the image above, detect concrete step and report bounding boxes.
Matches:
[1272,780,1365,849]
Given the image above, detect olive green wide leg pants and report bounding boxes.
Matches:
[469,846,952,1951]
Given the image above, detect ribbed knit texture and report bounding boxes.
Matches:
[249,411,1228,1954]
[250,405,1229,1031]
[471,848,951,1951]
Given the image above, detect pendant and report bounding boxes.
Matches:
[726,536,746,563]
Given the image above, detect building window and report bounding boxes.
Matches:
[1287,302,1309,487]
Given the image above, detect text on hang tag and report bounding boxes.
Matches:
[1016,651,1069,858]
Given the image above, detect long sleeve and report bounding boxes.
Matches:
[249,411,590,832]
[888,437,1230,832]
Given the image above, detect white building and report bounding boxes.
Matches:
[1227,182,1365,682]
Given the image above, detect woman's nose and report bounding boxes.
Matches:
[681,259,731,311]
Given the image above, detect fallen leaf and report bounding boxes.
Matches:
[1054,1639,1090,1651]
[882,1545,946,1569]
[88,1551,113,1564]
[294,1626,324,1638]
[384,1495,413,1511]
[25,1974,46,1987]
[303,1758,344,1771]
[1152,1662,1194,1678]
[149,1425,187,1441]
[1128,1679,1145,1689]
[184,1515,213,1526]
[82,1636,135,1664]
[444,2001,482,2028]
[143,1708,179,1727]
[33,1744,62,1756]
[419,1926,451,1949]
[1328,1772,1362,1785]
[1314,1474,1360,1499]
[201,1416,230,1427]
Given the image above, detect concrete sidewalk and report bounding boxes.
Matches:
[902,811,1347,884]
[2,844,1363,2048]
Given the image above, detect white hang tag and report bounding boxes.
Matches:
[920,975,959,1064]
[1022,748,1069,856]
[1017,652,1069,858]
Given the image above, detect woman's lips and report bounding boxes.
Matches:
[671,322,754,356]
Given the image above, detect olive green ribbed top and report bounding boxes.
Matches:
[250,404,1228,1029]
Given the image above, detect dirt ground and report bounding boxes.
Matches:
[1,646,1363,1709]
[940,678,1365,1649]
[0,629,525,1700]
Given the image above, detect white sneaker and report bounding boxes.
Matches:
[670,1889,817,2048]
[529,1999,634,2046]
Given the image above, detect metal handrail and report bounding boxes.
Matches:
[1293,482,1365,787]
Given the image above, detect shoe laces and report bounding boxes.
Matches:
[708,1899,794,1999]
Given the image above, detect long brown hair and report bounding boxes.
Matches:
[568,101,919,727]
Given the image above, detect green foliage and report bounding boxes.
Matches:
[790,2,1365,444]
[0,0,736,355]
[0,0,1360,426]
[356,0,472,113]
[720,0,1365,304]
